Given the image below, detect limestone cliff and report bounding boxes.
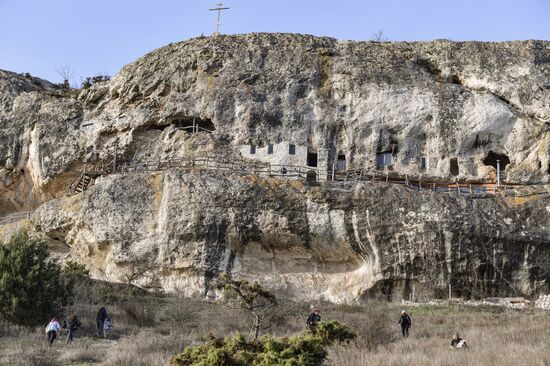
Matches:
[0,34,549,302]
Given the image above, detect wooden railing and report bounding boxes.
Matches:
[60,153,550,198]
[0,211,33,226]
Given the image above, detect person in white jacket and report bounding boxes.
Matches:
[45,317,61,346]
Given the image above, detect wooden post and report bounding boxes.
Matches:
[456,183,460,194]
[193,118,196,133]
[469,184,473,194]
[448,283,452,301]
[412,284,416,302]
[432,182,435,191]
[113,144,117,172]
[332,162,335,181]
[386,171,389,183]
[359,169,363,181]
[405,174,408,186]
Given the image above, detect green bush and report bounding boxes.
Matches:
[81,74,111,89]
[62,261,90,279]
[0,232,71,326]
[170,321,355,366]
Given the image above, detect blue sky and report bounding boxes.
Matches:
[1,0,548,83]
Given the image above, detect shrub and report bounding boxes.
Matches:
[0,232,71,326]
[62,261,90,278]
[170,321,356,366]
[81,74,111,89]
[317,320,357,345]
[362,302,398,350]
[120,302,156,327]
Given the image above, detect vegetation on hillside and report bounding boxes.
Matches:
[0,232,70,326]
[171,320,356,366]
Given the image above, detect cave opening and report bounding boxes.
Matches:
[450,158,459,176]
[306,170,317,184]
[337,154,346,171]
[172,117,215,133]
[482,151,510,171]
[307,150,318,167]
[142,123,169,131]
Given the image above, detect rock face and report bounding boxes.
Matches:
[1,34,549,302]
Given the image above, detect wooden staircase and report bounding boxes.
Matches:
[73,173,93,193]
[66,168,103,196]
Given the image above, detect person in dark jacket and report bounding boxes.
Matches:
[66,314,81,344]
[306,309,321,332]
[450,333,468,349]
[96,307,108,336]
[398,310,412,337]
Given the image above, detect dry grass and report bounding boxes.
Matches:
[328,306,550,366]
[1,295,549,366]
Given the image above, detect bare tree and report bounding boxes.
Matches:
[216,274,291,340]
[371,30,389,42]
[56,65,75,89]
[120,253,156,286]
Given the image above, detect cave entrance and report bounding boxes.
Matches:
[376,152,393,170]
[172,117,215,133]
[307,150,318,167]
[450,158,459,176]
[337,154,346,171]
[306,170,317,184]
[482,151,510,171]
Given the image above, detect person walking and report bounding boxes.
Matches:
[45,317,61,346]
[96,307,108,337]
[66,314,81,344]
[398,310,412,337]
[306,309,321,333]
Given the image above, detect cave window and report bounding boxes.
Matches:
[420,157,427,171]
[250,145,256,154]
[172,117,215,133]
[307,150,318,167]
[289,144,296,155]
[337,154,346,171]
[376,152,393,170]
[267,144,274,154]
[482,151,510,171]
[281,167,287,175]
[547,163,550,175]
[450,158,459,176]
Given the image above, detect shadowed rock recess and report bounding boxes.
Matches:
[1,34,549,302]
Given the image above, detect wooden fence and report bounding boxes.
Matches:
[0,211,33,226]
[109,156,530,195]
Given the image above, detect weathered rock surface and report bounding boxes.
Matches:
[1,33,549,301]
[32,171,550,301]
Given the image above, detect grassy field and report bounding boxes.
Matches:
[1,290,549,366]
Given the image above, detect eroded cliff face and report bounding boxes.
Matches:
[1,34,549,302]
[32,172,550,302]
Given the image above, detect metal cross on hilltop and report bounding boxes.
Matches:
[209,2,230,35]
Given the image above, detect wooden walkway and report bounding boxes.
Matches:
[64,155,540,197]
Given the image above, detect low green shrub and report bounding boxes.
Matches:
[170,320,355,366]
